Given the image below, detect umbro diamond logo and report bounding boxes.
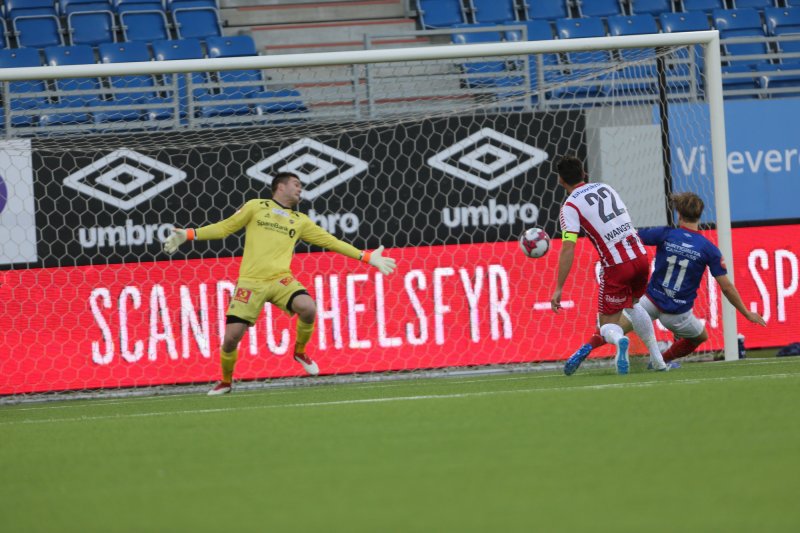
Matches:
[246,138,368,200]
[63,149,187,211]
[427,128,548,190]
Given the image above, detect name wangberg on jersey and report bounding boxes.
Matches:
[603,221,633,242]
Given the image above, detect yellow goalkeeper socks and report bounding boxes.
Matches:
[220,348,238,383]
[294,319,315,354]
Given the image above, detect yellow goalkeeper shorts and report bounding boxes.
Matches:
[226,276,309,325]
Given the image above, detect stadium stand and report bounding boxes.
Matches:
[119,7,172,42]
[630,0,677,15]
[0,47,45,126]
[681,0,726,14]
[418,0,468,27]
[607,13,661,95]
[41,44,102,126]
[66,5,118,46]
[555,16,612,97]
[524,0,570,20]
[96,41,173,122]
[469,0,518,24]
[575,0,626,18]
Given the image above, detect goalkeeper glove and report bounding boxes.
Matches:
[361,245,396,275]
[163,228,195,254]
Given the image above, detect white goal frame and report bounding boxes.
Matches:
[0,30,739,362]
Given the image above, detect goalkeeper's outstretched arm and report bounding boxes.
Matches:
[163,201,256,254]
[300,222,397,275]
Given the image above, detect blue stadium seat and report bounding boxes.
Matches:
[254,88,307,116]
[451,23,518,89]
[524,0,569,20]
[116,1,164,11]
[765,7,800,58]
[120,9,170,42]
[200,35,261,115]
[96,41,172,122]
[608,13,659,38]
[630,0,675,15]
[503,19,559,97]
[470,0,518,24]
[172,7,222,39]
[681,0,725,14]
[731,1,775,9]
[714,8,771,67]
[204,35,306,119]
[575,0,625,18]
[660,12,710,89]
[167,0,218,9]
[659,11,712,31]
[555,16,607,39]
[115,0,164,7]
[67,8,116,45]
[756,63,800,96]
[206,34,257,57]
[5,0,58,19]
[60,0,113,12]
[417,0,468,28]
[152,38,208,117]
[607,15,660,94]
[555,17,612,97]
[13,15,64,48]
[0,47,46,126]
[42,44,101,125]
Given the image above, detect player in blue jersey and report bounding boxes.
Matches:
[566,192,765,368]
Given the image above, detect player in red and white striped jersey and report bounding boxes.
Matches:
[549,156,667,375]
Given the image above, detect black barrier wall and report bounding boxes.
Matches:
[32,110,586,268]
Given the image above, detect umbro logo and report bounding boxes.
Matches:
[63,149,187,210]
[246,138,368,200]
[427,128,548,190]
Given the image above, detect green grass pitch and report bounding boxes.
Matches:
[2,356,800,532]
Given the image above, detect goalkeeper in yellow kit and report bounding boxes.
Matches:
[163,172,397,395]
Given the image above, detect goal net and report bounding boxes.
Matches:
[0,31,734,401]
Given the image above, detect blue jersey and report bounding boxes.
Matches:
[638,226,727,314]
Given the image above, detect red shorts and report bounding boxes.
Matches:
[598,255,649,315]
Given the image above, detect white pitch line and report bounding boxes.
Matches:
[2,372,798,427]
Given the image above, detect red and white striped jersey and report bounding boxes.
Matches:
[560,182,647,267]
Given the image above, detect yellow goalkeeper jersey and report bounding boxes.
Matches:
[195,199,362,281]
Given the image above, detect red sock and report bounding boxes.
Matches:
[663,338,698,362]
[588,333,606,349]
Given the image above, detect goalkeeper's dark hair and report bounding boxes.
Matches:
[556,156,585,186]
[671,192,704,223]
[271,172,299,193]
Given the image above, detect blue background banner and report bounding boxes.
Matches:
[658,99,800,223]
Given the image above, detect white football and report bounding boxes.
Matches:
[519,227,550,259]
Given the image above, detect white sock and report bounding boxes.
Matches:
[599,323,624,346]
[629,304,666,368]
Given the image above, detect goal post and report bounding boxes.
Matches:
[0,30,739,401]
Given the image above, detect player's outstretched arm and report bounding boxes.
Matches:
[163,201,256,255]
[164,228,193,254]
[301,221,397,275]
[715,274,767,327]
[362,245,397,275]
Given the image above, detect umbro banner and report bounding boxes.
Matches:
[31,110,585,268]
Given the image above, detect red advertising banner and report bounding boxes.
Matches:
[2,225,798,394]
